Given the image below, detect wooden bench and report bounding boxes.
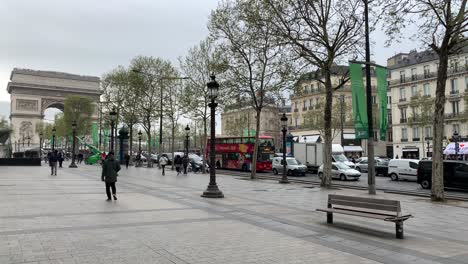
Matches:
[316,194,413,239]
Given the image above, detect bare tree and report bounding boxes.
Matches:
[264,0,364,187]
[210,0,295,179]
[379,0,467,201]
[179,37,229,173]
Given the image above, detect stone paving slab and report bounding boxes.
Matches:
[1,164,468,263]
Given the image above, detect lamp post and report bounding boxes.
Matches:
[426,140,431,158]
[39,132,43,159]
[202,74,224,198]
[185,124,190,157]
[279,113,289,184]
[138,130,142,153]
[453,131,460,158]
[69,121,78,168]
[109,108,118,152]
[52,127,56,151]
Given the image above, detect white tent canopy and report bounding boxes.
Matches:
[443,142,468,155]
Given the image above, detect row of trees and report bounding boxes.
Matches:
[103,0,466,200]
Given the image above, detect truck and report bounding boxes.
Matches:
[293,142,354,173]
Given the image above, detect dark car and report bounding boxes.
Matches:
[417,160,468,190]
[375,160,389,177]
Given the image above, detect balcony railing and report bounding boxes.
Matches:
[400,118,407,123]
[401,138,408,142]
[450,90,460,95]
[412,137,420,141]
[294,108,299,112]
[399,98,407,102]
[390,66,468,86]
[445,113,461,119]
[302,107,307,111]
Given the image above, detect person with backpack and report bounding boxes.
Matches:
[159,155,168,175]
[182,154,189,175]
[101,151,121,201]
[48,150,58,175]
[174,155,182,175]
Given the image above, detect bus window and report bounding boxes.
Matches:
[260,139,273,147]
[258,153,272,162]
[227,153,239,160]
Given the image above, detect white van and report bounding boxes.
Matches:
[388,159,420,181]
[272,157,307,176]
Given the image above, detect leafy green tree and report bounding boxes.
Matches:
[179,37,229,173]
[379,0,467,201]
[263,0,364,187]
[408,93,435,156]
[210,0,295,179]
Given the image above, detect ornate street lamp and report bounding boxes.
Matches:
[138,130,142,153]
[185,124,190,157]
[52,127,56,151]
[39,132,43,160]
[201,74,224,198]
[109,108,118,152]
[279,113,290,184]
[69,121,78,168]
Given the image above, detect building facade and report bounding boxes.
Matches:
[289,66,390,158]
[221,102,281,145]
[388,48,468,159]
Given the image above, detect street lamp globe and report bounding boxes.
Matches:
[185,124,190,136]
[52,127,56,134]
[280,113,288,130]
[207,74,219,100]
[71,121,77,130]
[138,130,142,140]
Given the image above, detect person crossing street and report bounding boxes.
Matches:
[101,151,121,201]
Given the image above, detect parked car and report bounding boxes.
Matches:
[354,157,388,175]
[318,162,361,181]
[417,160,468,190]
[388,159,419,181]
[272,157,307,176]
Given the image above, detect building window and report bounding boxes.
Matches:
[453,124,460,134]
[423,83,430,96]
[451,59,459,71]
[311,84,315,92]
[451,79,458,93]
[316,98,319,105]
[465,56,468,67]
[413,127,420,140]
[465,76,468,91]
[372,95,377,105]
[401,128,408,140]
[373,131,378,141]
[303,100,306,108]
[423,65,430,77]
[452,101,460,115]
[400,108,407,122]
[400,70,405,83]
[411,68,417,80]
[399,87,406,100]
[388,130,393,142]
[303,85,308,94]
[411,86,417,97]
[388,96,392,104]
[425,126,432,138]
[295,118,298,127]
[309,99,313,107]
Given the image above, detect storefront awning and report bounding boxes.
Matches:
[402,148,419,152]
[344,146,363,152]
[343,134,356,139]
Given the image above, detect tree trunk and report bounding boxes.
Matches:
[431,49,449,201]
[129,123,133,164]
[250,109,261,179]
[146,121,153,168]
[321,70,333,188]
[171,123,175,170]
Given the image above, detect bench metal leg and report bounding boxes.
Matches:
[327,212,333,224]
[396,221,404,239]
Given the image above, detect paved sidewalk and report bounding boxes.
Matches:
[1,163,468,264]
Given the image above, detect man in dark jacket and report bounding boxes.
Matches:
[101,151,121,201]
[124,153,130,169]
[58,151,64,168]
[48,150,58,175]
[182,155,189,175]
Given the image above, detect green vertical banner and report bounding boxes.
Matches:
[103,129,109,144]
[349,63,369,139]
[91,123,99,147]
[376,66,388,140]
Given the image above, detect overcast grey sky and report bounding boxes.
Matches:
[0,0,415,104]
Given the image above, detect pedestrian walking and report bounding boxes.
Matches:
[48,150,58,175]
[182,155,189,175]
[159,155,168,175]
[174,155,182,175]
[101,151,121,201]
[58,151,64,168]
[124,153,130,169]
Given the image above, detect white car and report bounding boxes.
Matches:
[388,159,419,181]
[318,162,361,181]
[272,157,307,176]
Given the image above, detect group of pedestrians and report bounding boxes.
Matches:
[173,154,189,175]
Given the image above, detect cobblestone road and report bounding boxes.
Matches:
[1,162,468,264]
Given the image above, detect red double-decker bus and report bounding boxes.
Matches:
[207,135,275,171]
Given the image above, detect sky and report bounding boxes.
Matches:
[0,0,417,111]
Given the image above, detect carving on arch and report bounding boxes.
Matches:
[41,98,64,113]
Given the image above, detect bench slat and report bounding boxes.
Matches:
[329,195,400,212]
[329,194,400,206]
[317,208,389,220]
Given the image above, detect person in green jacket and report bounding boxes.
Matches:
[101,151,121,201]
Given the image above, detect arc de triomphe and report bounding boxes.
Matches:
[7,68,101,146]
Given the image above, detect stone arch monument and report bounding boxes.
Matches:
[7,68,101,146]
